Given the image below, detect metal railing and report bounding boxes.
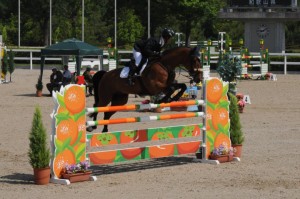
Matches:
[8,48,300,75]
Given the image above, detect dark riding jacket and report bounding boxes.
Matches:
[134,37,163,58]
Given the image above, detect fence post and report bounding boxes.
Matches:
[284,52,287,75]
[30,51,33,70]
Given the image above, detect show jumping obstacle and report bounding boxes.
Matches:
[239,48,269,77]
[50,77,231,185]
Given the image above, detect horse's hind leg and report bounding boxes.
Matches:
[102,93,129,132]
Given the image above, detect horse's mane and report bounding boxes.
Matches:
[161,46,191,56]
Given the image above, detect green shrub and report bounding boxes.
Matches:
[28,106,50,168]
[228,93,244,145]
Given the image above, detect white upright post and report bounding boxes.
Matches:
[218,32,226,52]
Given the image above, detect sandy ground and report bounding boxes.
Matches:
[0,69,299,199]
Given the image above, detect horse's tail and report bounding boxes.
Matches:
[92,70,106,106]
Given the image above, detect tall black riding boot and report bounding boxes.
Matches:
[128,67,136,86]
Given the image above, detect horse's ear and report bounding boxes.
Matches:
[192,46,201,58]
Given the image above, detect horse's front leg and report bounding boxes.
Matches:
[171,83,187,101]
[87,103,99,132]
[157,83,187,103]
[102,111,117,133]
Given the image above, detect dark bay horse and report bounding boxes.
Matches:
[89,46,202,132]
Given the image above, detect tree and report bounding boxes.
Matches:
[117,8,144,48]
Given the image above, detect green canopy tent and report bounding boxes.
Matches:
[39,38,103,81]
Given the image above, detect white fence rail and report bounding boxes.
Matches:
[8,48,300,75]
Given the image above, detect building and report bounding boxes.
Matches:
[219,0,300,52]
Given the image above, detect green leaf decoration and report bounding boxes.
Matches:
[206,131,215,143]
[55,112,72,126]
[207,101,216,110]
[218,101,230,109]
[73,109,86,122]
[222,83,229,95]
[124,130,136,139]
[55,138,64,155]
[180,126,195,137]
[207,120,213,130]
[57,93,65,107]
[157,132,172,140]
[62,137,72,150]
[72,131,83,147]
[75,143,86,161]
[217,123,224,133]
[96,134,115,145]
[66,145,76,156]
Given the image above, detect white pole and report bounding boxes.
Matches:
[148,0,150,38]
[18,0,20,47]
[82,0,84,41]
[50,0,52,45]
[114,0,117,48]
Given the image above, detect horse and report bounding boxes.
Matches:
[89,46,202,133]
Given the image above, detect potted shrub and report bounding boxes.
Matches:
[28,106,51,185]
[35,77,43,97]
[217,54,242,95]
[228,93,245,158]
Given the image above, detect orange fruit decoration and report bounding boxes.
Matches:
[56,119,79,145]
[212,107,229,130]
[120,131,145,160]
[214,133,231,149]
[53,149,76,178]
[64,86,85,114]
[207,78,223,103]
[149,132,174,158]
[89,134,118,164]
[177,125,201,154]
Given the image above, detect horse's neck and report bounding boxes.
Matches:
[161,50,189,70]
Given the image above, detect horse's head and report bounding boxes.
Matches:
[188,47,202,84]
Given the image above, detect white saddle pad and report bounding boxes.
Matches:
[120,62,148,78]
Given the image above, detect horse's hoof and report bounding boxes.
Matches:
[86,126,94,132]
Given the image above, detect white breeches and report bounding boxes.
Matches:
[133,49,142,66]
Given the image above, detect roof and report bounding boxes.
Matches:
[41,38,103,56]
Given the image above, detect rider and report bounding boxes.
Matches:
[128,27,175,85]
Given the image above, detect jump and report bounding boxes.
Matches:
[88,46,202,132]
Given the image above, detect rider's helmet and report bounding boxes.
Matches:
[161,28,175,39]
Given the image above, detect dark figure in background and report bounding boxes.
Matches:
[46,67,63,96]
[128,28,175,85]
[83,67,93,96]
[62,65,72,85]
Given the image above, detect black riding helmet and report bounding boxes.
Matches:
[161,28,175,39]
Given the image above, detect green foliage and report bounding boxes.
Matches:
[8,49,14,82]
[2,50,8,80]
[117,8,144,47]
[0,0,299,50]
[228,93,244,145]
[2,26,7,42]
[28,106,50,168]
[217,53,242,83]
[36,77,43,90]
